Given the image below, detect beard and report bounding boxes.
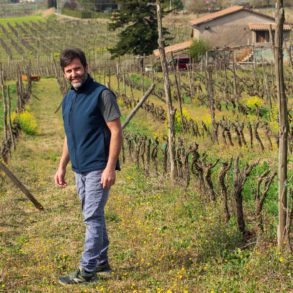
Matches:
[71,73,88,89]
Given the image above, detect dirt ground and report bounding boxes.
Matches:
[163,11,202,27]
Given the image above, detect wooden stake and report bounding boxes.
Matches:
[122,84,155,129]
[0,161,44,211]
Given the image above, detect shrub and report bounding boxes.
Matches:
[174,108,191,132]
[242,95,269,118]
[13,111,38,135]
[188,39,210,62]
[129,73,151,89]
[242,95,264,109]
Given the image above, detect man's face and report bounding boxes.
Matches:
[63,58,87,88]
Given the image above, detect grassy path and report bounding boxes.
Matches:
[0,78,190,292]
[0,78,291,292]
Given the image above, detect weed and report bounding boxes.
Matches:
[12,111,38,135]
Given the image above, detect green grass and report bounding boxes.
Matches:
[0,15,44,26]
[0,83,18,131]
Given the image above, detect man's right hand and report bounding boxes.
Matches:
[54,167,67,188]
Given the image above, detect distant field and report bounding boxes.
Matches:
[0,15,44,26]
[0,12,189,63]
[0,14,118,62]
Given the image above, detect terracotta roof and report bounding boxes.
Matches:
[248,23,292,31]
[190,5,244,26]
[190,5,275,26]
[153,40,193,57]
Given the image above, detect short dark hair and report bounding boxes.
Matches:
[60,48,87,71]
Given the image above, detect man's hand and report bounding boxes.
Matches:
[101,167,116,189]
[54,167,67,188]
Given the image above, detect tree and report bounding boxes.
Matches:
[108,0,171,59]
[172,0,184,10]
[188,39,210,62]
[47,0,57,8]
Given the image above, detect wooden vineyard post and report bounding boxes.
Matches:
[232,51,239,104]
[116,62,120,95]
[274,0,289,250]
[187,63,194,99]
[155,0,176,184]
[7,86,15,150]
[0,161,44,211]
[142,70,145,95]
[1,70,8,144]
[206,65,217,143]
[170,51,184,131]
[122,84,155,130]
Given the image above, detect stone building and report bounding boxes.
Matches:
[190,5,291,48]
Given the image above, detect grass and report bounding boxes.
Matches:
[0,15,44,26]
[0,82,18,131]
[0,77,292,292]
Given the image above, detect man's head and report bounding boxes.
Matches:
[60,48,88,89]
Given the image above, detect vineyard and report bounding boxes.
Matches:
[0,13,191,64]
[0,12,292,292]
[0,15,118,62]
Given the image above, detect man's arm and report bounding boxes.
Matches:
[101,118,122,189]
[54,136,70,188]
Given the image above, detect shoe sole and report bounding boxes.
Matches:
[97,269,112,273]
[58,278,98,286]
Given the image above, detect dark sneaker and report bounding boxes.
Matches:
[58,268,97,285]
[96,262,112,273]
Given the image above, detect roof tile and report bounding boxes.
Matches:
[153,40,193,57]
[190,5,244,26]
[248,23,291,31]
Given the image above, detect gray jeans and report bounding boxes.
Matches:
[75,170,110,272]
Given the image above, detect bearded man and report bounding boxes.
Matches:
[54,48,122,285]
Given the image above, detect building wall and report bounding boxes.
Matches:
[192,10,274,48]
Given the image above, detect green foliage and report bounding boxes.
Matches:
[0,84,17,131]
[129,73,151,89]
[242,95,264,108]
[188,39,210,62]
[174,108,191,132]
[129,73,142,85]
[108,0,171,58]
[13,111,38,135]
[241,95,269,118]
[0,15,43,26]
[53,254,71,271]
[172,0,184,10]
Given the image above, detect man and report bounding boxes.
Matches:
[54,48,122,285]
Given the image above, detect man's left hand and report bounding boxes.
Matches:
[101,168,116,189]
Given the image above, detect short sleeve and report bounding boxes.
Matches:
[98,89,121,122]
